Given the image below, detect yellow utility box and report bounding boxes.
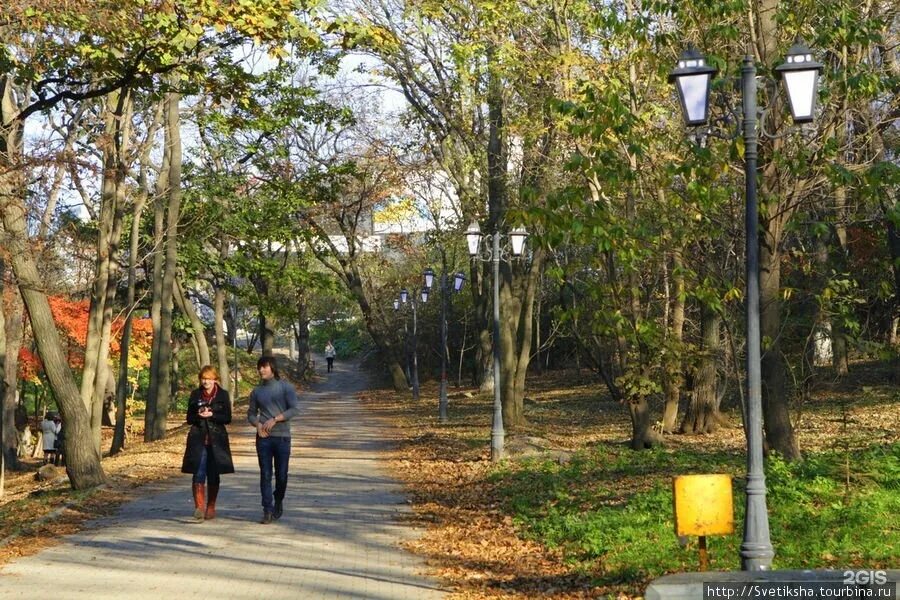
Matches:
[673,474,734,537]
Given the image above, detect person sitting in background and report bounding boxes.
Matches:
[53,414,65,466]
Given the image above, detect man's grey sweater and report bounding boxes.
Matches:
[247,378,300,437]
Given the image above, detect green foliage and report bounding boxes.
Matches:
[309,318,373,359]
[4,0,320,118]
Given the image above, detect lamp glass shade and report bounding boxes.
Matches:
[774,42,823,124]
[393,299,399,311]
[782,69,818,122]
[423,268,434,289]
[509,227,528,256]
[453,272,465,292]
[675,73,713,125]
[465,221,482,256]
[400,289,408,303]
[421,289,429,303]
[668,47,717,127]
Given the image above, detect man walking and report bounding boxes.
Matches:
[247,356,299,524]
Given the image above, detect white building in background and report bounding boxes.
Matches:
[324,168,464,256]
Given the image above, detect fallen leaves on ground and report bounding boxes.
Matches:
[0,419,186,565]
[361,364,899,599]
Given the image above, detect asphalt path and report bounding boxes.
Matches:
[0,355,445,600]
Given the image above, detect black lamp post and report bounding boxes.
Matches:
[393,296,411,387]
[466,221,528,462]
[669,41,822,571]
[426,266,465,423]
[399,277,430,402]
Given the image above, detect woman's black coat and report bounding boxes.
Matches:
[181,385,234,475]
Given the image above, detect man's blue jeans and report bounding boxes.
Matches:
[256,436,291,513]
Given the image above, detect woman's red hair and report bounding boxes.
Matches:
[198,365,219,383]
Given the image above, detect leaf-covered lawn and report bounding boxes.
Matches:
[364,362,899,599]
[0,418,187,564]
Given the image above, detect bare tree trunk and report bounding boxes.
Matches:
[145,117,170,442]
[1,172,105,488]
[830,186,850,375]
[759,242,801,460]
[112,101,161,455]
[294,301,310,378]
[214,286,230,392]
[755,0,801,461]
[82,90,131,454]
[628,396,662,449]
[110,180,149,454]
[259,313,276,357]
[662,248,686,433]
[470,250,492,392]
[1,259,24,470]
[39,104,86,238]
[507,246,544,427]
[112,305,133,457]
[477,330,494,393]
[0,266,7,482]
[2,75,104,488]
[146,89,182,442]
[174,274,210,369]
[681,305,724,434]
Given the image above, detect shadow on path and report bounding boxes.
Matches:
[0,355,445,600]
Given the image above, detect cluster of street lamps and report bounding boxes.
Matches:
[391,220,527,462]
[668,41,822,571]
[393,268,465,404]
[393,285,426,401]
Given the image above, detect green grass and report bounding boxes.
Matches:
[493,442,900,586]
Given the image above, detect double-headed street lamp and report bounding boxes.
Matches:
[669,41,823,571]
[424,267,466,422]
[465,221,528,462]
[396,280,430,401]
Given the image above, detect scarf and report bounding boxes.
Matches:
[199,383,217,446]
[201,382,218,402]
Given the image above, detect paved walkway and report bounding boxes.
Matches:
[0,356,445,599]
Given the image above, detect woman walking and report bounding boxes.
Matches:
[324,340,336,373]
[182,365,234,520]
[247,356,299,524]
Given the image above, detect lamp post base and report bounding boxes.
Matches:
[490,430,504,462]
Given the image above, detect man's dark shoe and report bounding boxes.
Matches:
[273,501,283,520]
[260,512,273,524]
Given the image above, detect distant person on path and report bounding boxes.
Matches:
[40,412,60,465]
[325,340,336,373]
[247,355,299,524]
[181,365,234,521]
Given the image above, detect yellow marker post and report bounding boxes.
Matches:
[673,474,734,570]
